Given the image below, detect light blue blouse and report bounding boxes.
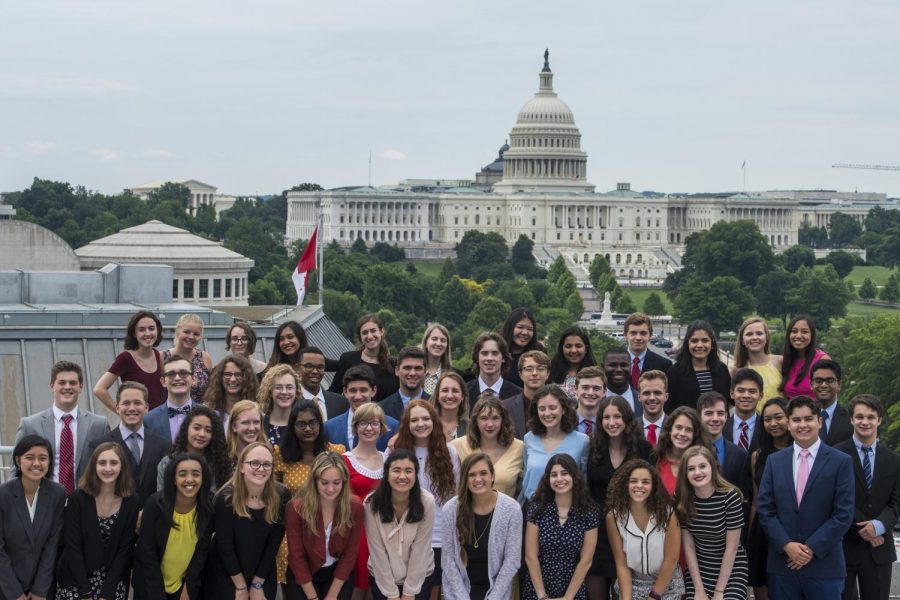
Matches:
[518,430,590,503]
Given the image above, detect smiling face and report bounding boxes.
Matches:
[627,467,653,505]
[298,351,326,392]
[395,357,425,395]
[811,367,841,407]
[688,329,712,362]
[317,466,344,502]
[271,373,298,410]
[685,454,713,492]
[512,318,535,350]
[741,321,768,355]
[699,400,727,440]
[387,458,416,494]
[536,394,563,431]
[478,340,502,379]
[548,463,573,496]
[187,415,213,452]
[162,359,194,399]
[174,459,203,502]
[95,448,122,486]
[576,376,605,413]
[293,409,320,444]
[50,370,83,412]
[788,405,822,448]
[562,335,587,366]
[425,328,448,361]
[475,408,502,442]
[221,361,244,397]
[626,323,651,354]
[601,404,625,438]
[436,377,463,416]
[466,459,495,496]
[228,326,250,356]
[851,403,881,446]
[135,317,159,349]
[603,352,630,391]
[638,378,667,420]
[731,379,762,418]
[519,356,549,393]
[355,416,383,443]
[232,408,262,445]
[278,328,302,357]
[17,445,50,483]
[240,445,273,488]
[670,415,695,452]
[762,404,788,439]
[117,388,148,430]
[408,406,433,442]
[789,319,812,352]
[176,320,203,350]
[359,320,383,353]
[344,380,376,411]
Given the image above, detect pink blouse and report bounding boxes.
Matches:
[783,348,829,399]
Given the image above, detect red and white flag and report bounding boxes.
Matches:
[292,226,318,305]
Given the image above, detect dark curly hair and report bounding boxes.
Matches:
[527,385,578,435]
[589,395,644,467]
[203,354,258,414]
[171,405,231,489]
[548,325,597,385]
[606,458,672,532]
[529,453,597,522]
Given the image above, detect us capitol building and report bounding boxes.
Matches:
[286,50,894,281]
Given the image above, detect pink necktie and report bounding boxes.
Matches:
[796,448,810,506]
[59,414,75,495]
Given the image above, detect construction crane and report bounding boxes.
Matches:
[832,163,900,171]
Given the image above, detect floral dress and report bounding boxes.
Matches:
[55,513,127,600]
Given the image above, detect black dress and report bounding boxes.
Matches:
[746,450,771,587]
[55,514,128,600]
[328,350,398,403]
[586,439,653,577]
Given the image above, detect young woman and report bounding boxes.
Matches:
[157,405,231,492]
[329,314,398,403]
[746,397,791,600]
[94,310,166,410]
[653,406,713,495]
[519,384,590,503]
[364,449,437,600]
[431,371,469,441]
[134,453,214,600]
[500,307,543,389]
[548,326,597,400]
[342,403,390,600]
[606,459,684,600]
[56,443,141,600]
[0,436,66,600]
[393,400,461,600]
[274,400,346,586]
[206,442,290,600]
[675,446,747,600]
[286,452,364,600]
[586,395,653,600]
[266,321,309,372]
[666,321,732,412]
[162,314,214,403]
[779,315,830,399]
[203,355,258,430]
[441,452,522,600]
[421,323,453,397]
[523,454,599,600]
[227,400,267,468]
[226,321,268,374]
[258,364,302,446]
[732,317,782,408]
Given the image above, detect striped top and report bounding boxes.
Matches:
[694,369,714,394]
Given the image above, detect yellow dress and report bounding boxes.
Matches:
[750,361,783,412]
[272,442,345,583]
[450,437,524,498]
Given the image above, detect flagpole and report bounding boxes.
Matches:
[742,160,746,193]
[317,212,324,306]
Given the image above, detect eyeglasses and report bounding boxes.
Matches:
[243,460,274,472]
[223,372,243,380]
[521,366,548,374]
[295,420,320,430]
[812,377,838,385]
[230,336,250,343]
[300,363,326,372]
[164,370,192,379]
[273,384,296,392]
[358,421,381,430]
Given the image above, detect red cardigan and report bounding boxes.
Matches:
[285,496,364,584]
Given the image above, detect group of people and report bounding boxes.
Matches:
[1,308,895,600]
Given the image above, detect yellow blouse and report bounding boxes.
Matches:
[161,506,198,594]
[750,361,783,412]
[450,437,524,498]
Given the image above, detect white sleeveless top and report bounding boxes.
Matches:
[615,510,669,575]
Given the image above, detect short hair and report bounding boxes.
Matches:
[518,349,550,372]
[696,391,728,412]
[810,358,842,381]
[471,332,512,377]
[297,346,325,361]
[12,435,54,478]
[602,346,629,362]
[397,346,426,366]
[117,381,148,404]
[848,394,884,419]
[638,369,668,389]
[226,321,258,354]
[163,353,193,372]
[352,402,388,436]
[79,442,135,498]
[575,366,607,387]
[528,385,578,435]
[786,395,821,417]
[124,310,163,351]
[730,367,763,391]
[623,312,653,335]
[343,364,376,389]
[50,360,84,385]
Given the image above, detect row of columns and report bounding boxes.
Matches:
[505,158,586,179]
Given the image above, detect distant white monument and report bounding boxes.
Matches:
[595,291,618,327]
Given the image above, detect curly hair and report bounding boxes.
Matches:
[204,355,258,414]
[394,400,457,503]
[171,405,231,489]
[589,395,644,467]
[527,384,578,435]
[606,458,671,532]
[466,394,516,449]
[675,446,739,526]
[652,406,713,464]
[356,314,393,373]
[256,364,300,416]
[529,453,597,522]
[548,325,597,385]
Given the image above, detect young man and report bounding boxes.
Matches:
[144,354,194,443]
[378,346,429,421]
[16,360,109,495]
[835,394,900,600]
[466,331,521,407]
[811,359,852,446]
[724,368,764,453]
[574,366,606,436]
[324,365,397,451]
[503,350,550,439]
[78,381,171,503]
[623,312,671,389]
[757,395,854,599]
[297,346,349,421]
[602,347,641,416]
[637,370,668,444]
[698,390,750,495]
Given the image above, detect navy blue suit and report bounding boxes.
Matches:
[144,401,188,443]
[323,409,398,452]
[378,391,430,422]
[757,442,855,598]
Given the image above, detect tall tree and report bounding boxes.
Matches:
[880,273,900,302]
[858,277,877,300]
[781,245,816,272]
[511,234,536,274]
[643,292,666,316]
[799,222,828,248]
[755,268,800,329]
[824,250,857,279]
[784,265,851,330]
[673,275,756,333]
[455,231,509,280]
[828,213,863,246]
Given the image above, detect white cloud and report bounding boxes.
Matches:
[379,149,407,161]
[91,148,118,162]
[24,140,60,155]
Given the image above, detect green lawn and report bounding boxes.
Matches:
[816,264,894,286]
[622,287,674,314]
[845,301,900,316]
[408,260,444,278]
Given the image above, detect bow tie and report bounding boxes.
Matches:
[168,405,191,418]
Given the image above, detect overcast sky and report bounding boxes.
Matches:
[2,1,899,198]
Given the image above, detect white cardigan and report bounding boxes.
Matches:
[440,491,522,600]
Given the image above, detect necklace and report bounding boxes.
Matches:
[471,509,494,549]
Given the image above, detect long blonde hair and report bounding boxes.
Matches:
[733,316,770,369]
[421,323,452,370]
[218,442,282,524]
[295,451,354,536]
[227,400,265,461]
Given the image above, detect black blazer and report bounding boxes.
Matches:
[133,492,213,600]
[0,477,66,600]
[56,490,141,599]
[503,393,529,440]
[639,349,672,376]
[79,427,172,504]
[322,390,350,421]
[825,404,853,446]
[835,439,900,565]
[665,362,731,413]
[378,390,431,422]
[721,439,751,500]
[327,350,398,403]
[724,415,763,455]
[466,379,522,410]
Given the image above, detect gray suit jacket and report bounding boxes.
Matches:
[16,406,110,477]
[0,477,66,599]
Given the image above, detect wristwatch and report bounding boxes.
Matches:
[250,582,264,590]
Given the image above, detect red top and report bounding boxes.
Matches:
[108,350,166,409]
[657,455,678,496]
[285,496,364,584]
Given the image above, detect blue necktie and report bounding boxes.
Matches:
[862,445,874,488]
[819,411,830,442]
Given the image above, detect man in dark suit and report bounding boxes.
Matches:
[811,359,853,446]
[835,394,900,600]
[378,346,429,421]
[325,364,397,451]
[16,360,109,495]
[623,312,671,391]
[466,331,521,409]
[698,391,750,497]
[297,346,349,421]
[757,395,855,599]
[637,371,666,443]
[144,354,194,443]
[78,381,171,504]
[724,368,764,454]
[603,347,642,416]
[503,350,550,439]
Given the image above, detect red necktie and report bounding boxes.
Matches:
[582,419,593,437]
[59,414,75,495]
[647,423,658,445]
[738,421,750,450]
[631,356,641,389]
